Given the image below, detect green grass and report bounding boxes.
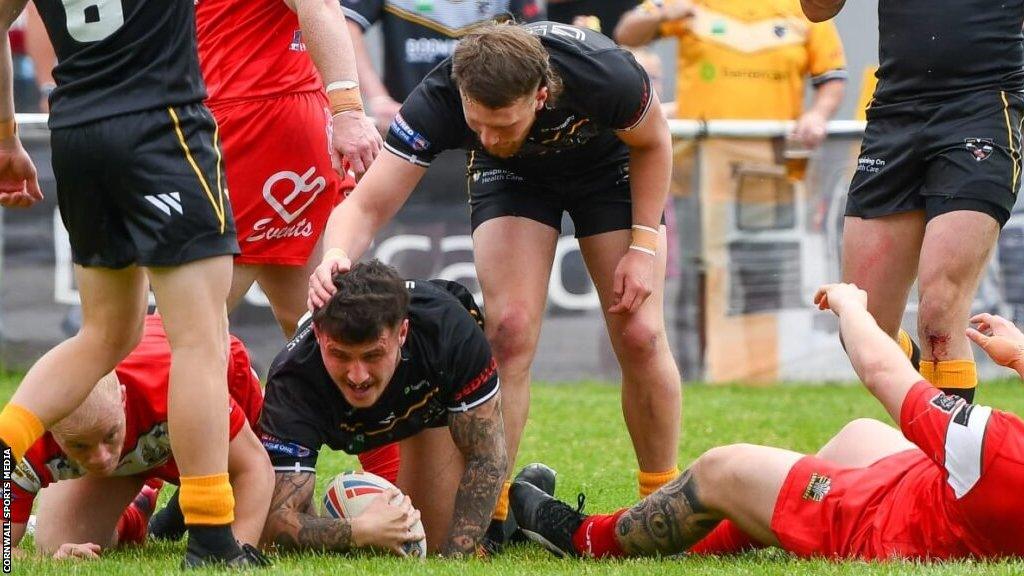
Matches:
[5,371,1024,574]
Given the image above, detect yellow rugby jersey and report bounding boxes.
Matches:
[643,0,847,119]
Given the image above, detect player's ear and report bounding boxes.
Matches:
[535,86,548,110]
[398,319,410,346]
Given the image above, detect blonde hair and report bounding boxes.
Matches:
[51,371,122,438]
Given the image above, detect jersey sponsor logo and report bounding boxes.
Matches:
[452,357,497,403]
[405,37,458,64]
[144,193,184,217]
[116,423,171,476]
[290,30,307,52]
[801,472,832,502]
[260,434,312,458]
[856,156,886,174]
[470,168,524,184]
[12,459,42,494]
[390,113,431,151]
[930,392,962,414]
[403,380,430,395]
[524,23,587,42]
[261,167,327,224]
[965,138,994,162]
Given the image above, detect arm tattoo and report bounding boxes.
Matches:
[615,469,721,555]
[443,394,508,556]
[266,471,354,552]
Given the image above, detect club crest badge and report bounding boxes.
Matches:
[965,138,994,162]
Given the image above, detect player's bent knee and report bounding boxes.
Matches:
[79,318,146,364]
[689,444,753,510]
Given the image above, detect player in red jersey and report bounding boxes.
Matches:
[513,282,1024,561]
[5,315,274,560]
[195,0,382,338]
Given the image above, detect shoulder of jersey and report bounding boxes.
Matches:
[522,21,618,51]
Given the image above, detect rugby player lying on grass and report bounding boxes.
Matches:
[5,315,273,563]
[513,282,1024,560]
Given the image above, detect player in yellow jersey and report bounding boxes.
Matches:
[616,0,846,147]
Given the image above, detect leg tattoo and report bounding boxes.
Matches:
[614,469,720,555]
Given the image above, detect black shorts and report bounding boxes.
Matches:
[847,90,1023,227]
[467,156,634,238]
[52,103,239,268]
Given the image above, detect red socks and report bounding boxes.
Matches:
[689,520,763,555]
[571,515,761,558]
[115,481,163,546]
[572,510,627,558]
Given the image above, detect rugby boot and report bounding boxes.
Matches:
[182,527,272,569]
[510,481,586,558]
[481,463,558,555]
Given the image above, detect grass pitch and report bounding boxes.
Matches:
[5,372,1024,575]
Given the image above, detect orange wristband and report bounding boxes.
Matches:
[630,224,660,255]
[328,88,364,116]
[0,118,17,139]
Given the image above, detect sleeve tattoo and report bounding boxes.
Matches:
[614,469,721,555]
[265,471,355,552]
[444,393,509,556]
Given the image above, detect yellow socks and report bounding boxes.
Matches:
[0,403,44,463]
[492,481,511,522]
[638,468,680,498]
[920,360,977,403]
[897,329,914,359]
[179,473,235,526]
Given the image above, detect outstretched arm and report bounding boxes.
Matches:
[814,283,922,423]
[308,152,426,308]
[444,393,508,556]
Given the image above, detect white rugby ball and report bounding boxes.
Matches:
[322,470,427,558]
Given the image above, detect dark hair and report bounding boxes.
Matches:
[451,23,563,108]
[313,260,410,344]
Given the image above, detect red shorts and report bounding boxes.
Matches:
[210,91,355,266]
[770,449,926,559]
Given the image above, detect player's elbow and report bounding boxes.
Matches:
[614,19,653,47]
[800,0,844,22]
[856,357,897,396]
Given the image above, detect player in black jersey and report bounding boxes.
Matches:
[262,260,507,557]
[803,0,1024,404]
[0,0,258,568]
[308,22,683,517]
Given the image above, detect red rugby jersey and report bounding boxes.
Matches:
[195,0,323,104]
[10,316,262,523]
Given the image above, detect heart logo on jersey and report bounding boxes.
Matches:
[262,167,327,223]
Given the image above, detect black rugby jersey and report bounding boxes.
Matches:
[383,22,653,175]
[873,0,1024,102]
[259,279,498,472]
[33,0,206,129]
[341,0,545,102]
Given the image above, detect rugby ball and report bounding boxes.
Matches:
[323,470,427,558]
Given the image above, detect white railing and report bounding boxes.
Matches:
[14,114,870,141]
